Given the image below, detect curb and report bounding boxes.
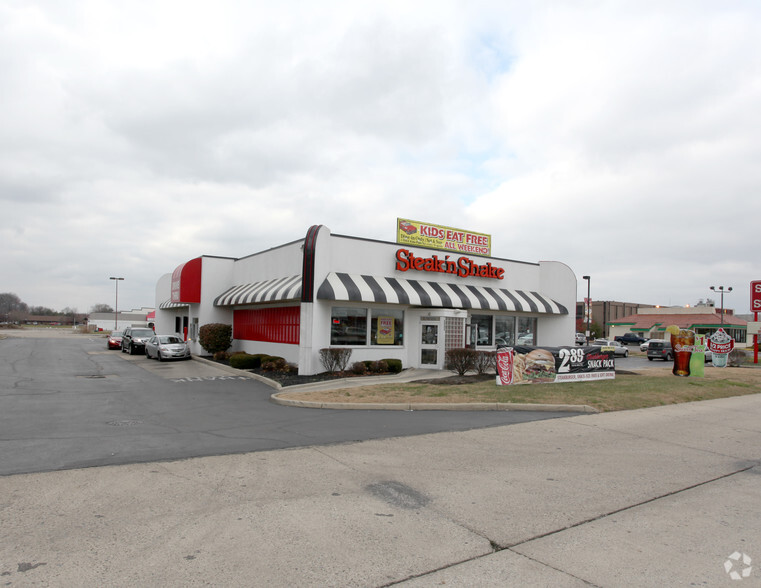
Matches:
[270,394,598,413]
[191,355,598,413]
[190,354,282,389]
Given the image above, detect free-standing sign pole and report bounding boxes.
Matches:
[751,280,761,364]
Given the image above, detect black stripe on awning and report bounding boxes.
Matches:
[316,273,568,315]
[214,275,302,306]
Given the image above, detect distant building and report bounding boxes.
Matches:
[608,306,747,345]
[88,308,154,332]
[575,300,656,337]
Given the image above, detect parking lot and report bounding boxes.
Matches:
[0,330,578,476]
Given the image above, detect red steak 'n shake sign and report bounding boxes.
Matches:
[395,249,504,280]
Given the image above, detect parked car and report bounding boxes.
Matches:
[107,331,123,350]
[144,334,191,361]
[121,327,155,355]
[575,332,586,345]
[640,339,654,352]
[647,340,673,361]
[614,332,647,345]
[593,339,629,357]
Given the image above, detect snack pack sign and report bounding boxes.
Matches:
[708,328,735,368]
[396,218,491,256]
[496,346,615,385]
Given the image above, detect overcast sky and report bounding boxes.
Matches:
[2,0,759,315]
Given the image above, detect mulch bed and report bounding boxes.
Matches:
[208,356,493,387]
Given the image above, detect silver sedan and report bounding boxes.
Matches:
[145,335,191,361]
[592,339,629,357]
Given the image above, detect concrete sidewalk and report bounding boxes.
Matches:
[1,392,760,586]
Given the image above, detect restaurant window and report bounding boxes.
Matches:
[370,309,404,346]
[495,316,515,346]
[331,307,405,346]
[330,307,367,345]
[517,317,537,345]
[472,314,492,346]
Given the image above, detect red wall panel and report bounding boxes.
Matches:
[234,307,300,344]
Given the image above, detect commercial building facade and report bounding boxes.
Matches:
[154,225,576,375]
[608,306,748,345]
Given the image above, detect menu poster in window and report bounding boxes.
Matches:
[377,316,394,345]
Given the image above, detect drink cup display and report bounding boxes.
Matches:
[713,353,728,368]
[671,329,695,377]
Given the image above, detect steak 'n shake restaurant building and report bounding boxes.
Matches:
[154,223,575,375]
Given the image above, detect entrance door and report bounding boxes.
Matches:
[420,321,444,369]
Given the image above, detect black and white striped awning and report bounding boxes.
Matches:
[159,299,189,309]
[214,275,302,307]
[316,273,568,315]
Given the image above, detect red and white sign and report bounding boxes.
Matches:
[751,280,761,312]
[496,348,515,385]
[708,328,735,354]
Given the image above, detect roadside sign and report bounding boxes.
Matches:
[751,280,761,312]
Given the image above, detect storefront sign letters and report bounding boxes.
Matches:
[395,248,504,280]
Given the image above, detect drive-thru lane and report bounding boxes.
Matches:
[0,331,579,476]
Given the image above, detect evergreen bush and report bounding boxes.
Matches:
[198,323,232,355]
[382,359,402,373]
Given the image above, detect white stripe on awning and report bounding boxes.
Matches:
[214,275,302,306]
[316,273,568,315]
[159,299,189,309]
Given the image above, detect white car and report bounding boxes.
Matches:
[145,335,191,361]
[593,339,629,357]
[575,333,586,345]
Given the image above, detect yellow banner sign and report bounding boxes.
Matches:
[396,218,491,256]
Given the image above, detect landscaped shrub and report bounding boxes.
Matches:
[351,361,367,375]
[213,350,230,361]
[473,350,496,374]
[382,359,402,373]
[374,360,388,373]
[199,323,232,355]
[445,348,477,376]
[229,353,261,370]
[319,348,352,373]
[262,357,288,372]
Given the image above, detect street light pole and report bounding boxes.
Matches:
[709,285,732,326]
[583,275,591,344]
[109,277,124,331]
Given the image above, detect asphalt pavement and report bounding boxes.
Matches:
[2,330,759,586]
[0,331,576,476]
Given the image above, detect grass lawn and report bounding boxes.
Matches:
[276,366,761,412]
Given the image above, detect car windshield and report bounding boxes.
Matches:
[159,336,183,344]
[131,329,154,337]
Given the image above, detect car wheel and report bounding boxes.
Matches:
[665,353,672,361]
[129,343,135,355]
[624,350,629,357]
[647,357,653,361]
[158,351,164,362]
